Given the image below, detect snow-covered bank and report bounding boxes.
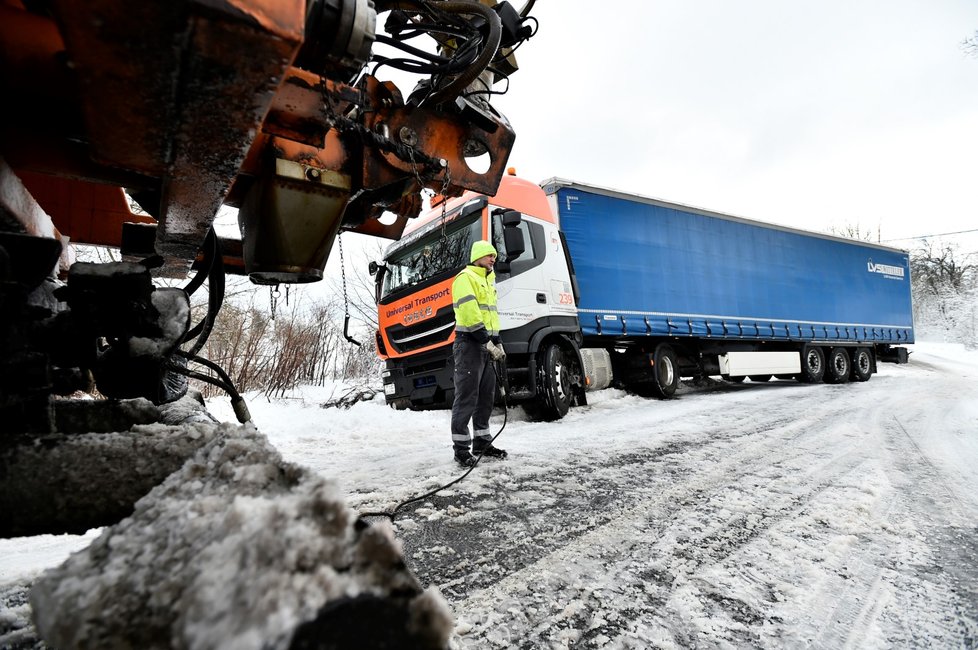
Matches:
[2,341,977,648]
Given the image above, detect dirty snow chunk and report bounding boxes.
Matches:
[129,287,190,357]
[2,420,222,537]
[0,580,35,648]
[158,390,219,426]
[30,423,452,650]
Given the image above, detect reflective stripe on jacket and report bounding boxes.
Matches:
[452,265,499,337]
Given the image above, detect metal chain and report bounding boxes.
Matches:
[433,159,452,241]
[338,232,351,320]
[319,76,442,172]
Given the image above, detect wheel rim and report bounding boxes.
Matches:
[857,351,871,374]
[660,356,675,387]
[833,352,848,375]
[806,350,822,374]
[553,356,568,403]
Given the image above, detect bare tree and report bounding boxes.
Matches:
[826,222,879,242]
[910,242,977,348]
[964,30,978,58]
[911,241,975,295]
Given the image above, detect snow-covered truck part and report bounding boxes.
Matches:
[373,173,913,420]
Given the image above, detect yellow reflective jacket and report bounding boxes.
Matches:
[452,265,499,338]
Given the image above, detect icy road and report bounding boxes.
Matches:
[2,342,977,648]
[239,342,978,648]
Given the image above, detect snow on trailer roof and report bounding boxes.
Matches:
[541,177,911,255]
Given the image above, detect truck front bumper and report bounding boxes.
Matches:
[382,348,454,410]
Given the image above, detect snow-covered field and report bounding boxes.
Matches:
[2,342,977,648]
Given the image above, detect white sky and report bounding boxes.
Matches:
[491,1,978,246]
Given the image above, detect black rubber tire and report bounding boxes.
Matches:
[824,347,851,384]
[797,346,825,383]
[651,344,680,398]
[748,374,772,382]
[850,347,873,382]
[723,375,746,383]
[526,343,573,421]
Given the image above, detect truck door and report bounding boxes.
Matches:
[490,208,576,336]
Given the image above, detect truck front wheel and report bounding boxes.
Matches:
[526,343,573,421]
[824,347,851,384]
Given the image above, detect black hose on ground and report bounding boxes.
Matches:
[359,357,509,522]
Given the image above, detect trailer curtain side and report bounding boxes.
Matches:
[549,184,914,344]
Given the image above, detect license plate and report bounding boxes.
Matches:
[413,375,436,388]
[384,383,396,395]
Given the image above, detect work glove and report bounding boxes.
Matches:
[486,339,506,361]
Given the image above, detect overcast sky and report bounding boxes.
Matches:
[488,1,978,247]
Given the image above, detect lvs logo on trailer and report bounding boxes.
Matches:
[867,259,905,280]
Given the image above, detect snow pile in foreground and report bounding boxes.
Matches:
[29,423,452,650]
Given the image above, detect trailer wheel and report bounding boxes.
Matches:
[797,346,825,383]
[526,343,573,421]
[850,347,873,382]
[651,344,680,398]
[824,347,851,384]
[748,375,772,382]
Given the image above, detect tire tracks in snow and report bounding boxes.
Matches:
[399,383,903,647]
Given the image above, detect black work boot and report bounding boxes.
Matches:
[455,450,477,467]
[473,443,507,459]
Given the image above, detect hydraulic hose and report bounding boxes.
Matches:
[424,1,502,105]
[375,0,503,106]
[182,229,215,298]
[184,230,226,357]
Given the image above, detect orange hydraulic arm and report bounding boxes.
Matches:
[0,0,534,281]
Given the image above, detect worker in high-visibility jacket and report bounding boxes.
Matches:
[450,240,508,467]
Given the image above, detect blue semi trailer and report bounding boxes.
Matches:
[374,173,913,420]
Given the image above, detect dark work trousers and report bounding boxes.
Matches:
[450,334,496,453]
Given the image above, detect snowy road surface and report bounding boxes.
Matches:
[2,342,977,648]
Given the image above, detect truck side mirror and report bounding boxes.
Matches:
[369,261,384,276]
[503,227,525,260]
[501,210,524,260]
[501,209,522,227]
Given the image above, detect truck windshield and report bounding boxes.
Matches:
[381,215,482,299]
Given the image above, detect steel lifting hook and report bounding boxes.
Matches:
[343,314,360,347]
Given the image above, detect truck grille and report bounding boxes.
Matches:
[386,306,455,354]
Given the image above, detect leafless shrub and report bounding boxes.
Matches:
[189,291,380,399]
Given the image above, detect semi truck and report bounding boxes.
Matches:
[372,171,913,420]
